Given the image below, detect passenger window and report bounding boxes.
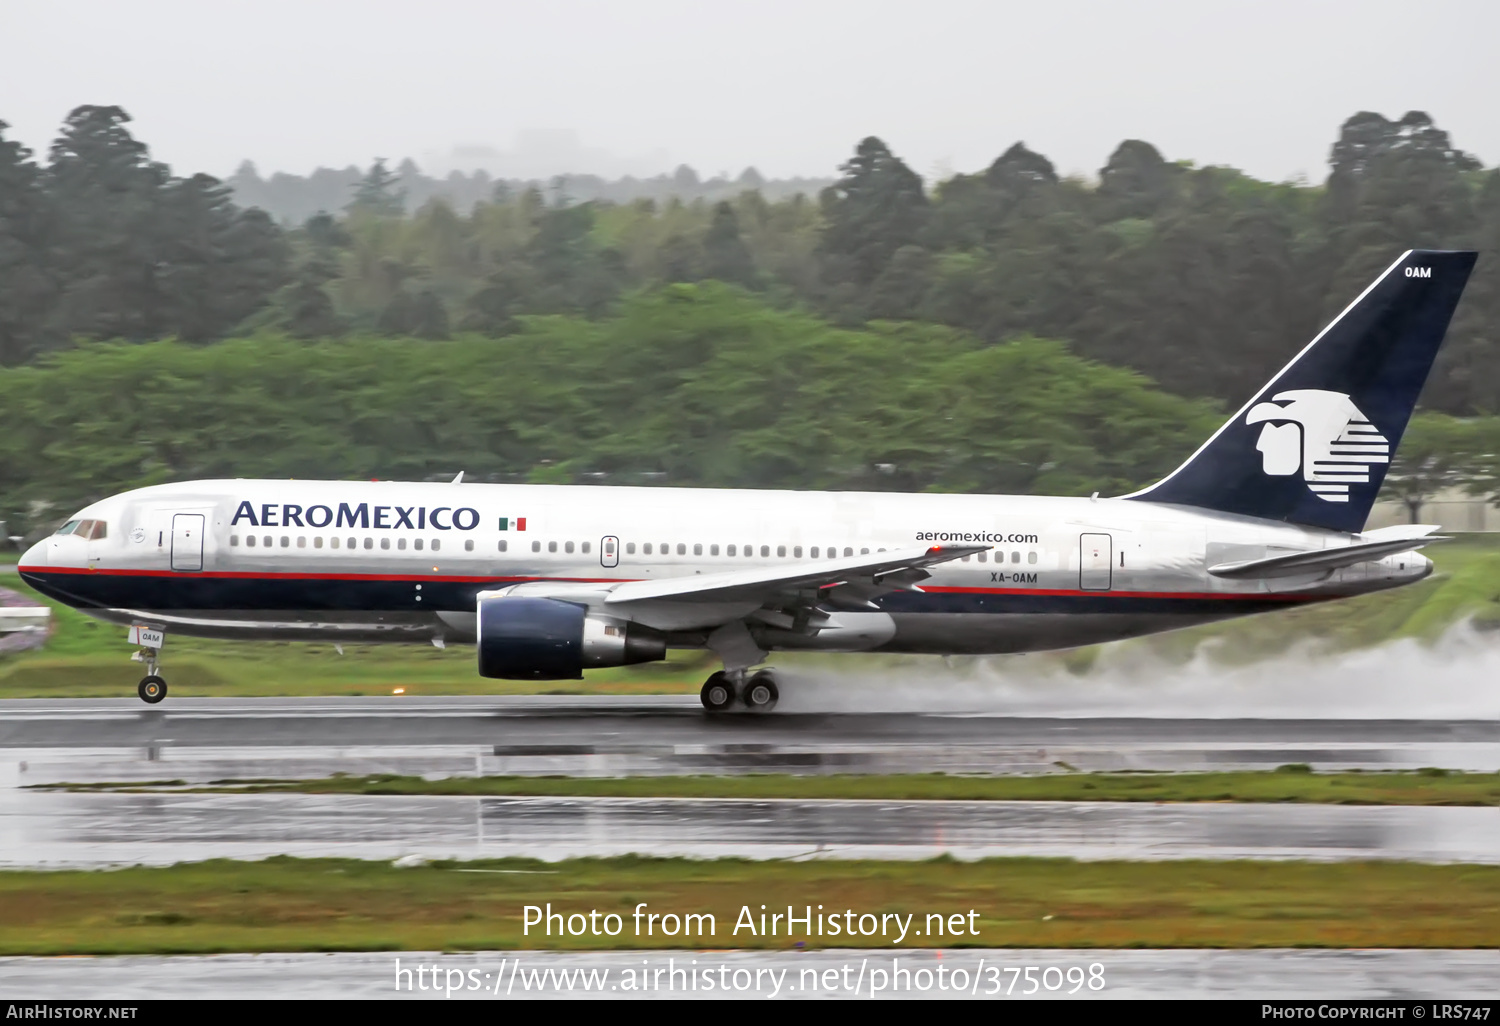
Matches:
[245,535,255,547]
[977,551,986,562]
[498,540,507,552]
[397,538,407,550]
[463,539,473,552]
[676,543,686,555]
[581,541,591,554]
[296,537,306,548]
[1012,551,1020,563]
[432,539,440,551]
[278,536,288,547]
[1028,551,1037,564]
[626,542,635,554]
[643,543,652,555]
[962,554,970,562]
[727,544,736,556]
[760,545,769,557]
[264,536,273,547]
[746,545,754,558]
[810,547,818,558]
[844,547,853,557]
[693,543,703,556]
[313,537,323,549]
[794,546,802,558]
[565,541,574,554]
[710,544,719,556]
[414,538,424,551]
[230,535,240,547]
[531,540,540,553]
[363,538,373,549]
[331,537,340,549]
[548,541,557,553]
[777,545,786,557]
[380,538,390,550]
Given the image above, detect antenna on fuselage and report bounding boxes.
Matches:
[451,471,465,484]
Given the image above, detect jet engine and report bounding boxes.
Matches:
[476,596,665,679]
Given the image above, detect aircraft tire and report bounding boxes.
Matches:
[138,675,167,704]
[700,672,735,713]
[743,671,778,712]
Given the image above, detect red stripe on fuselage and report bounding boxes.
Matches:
[17,565,1324,602]
[921,585,1318,603]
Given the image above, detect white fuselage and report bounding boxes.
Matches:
[19,479,1430,658]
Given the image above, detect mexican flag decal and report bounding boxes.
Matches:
[497,517,528,531]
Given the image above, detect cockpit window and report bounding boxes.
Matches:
[54,519,108,539]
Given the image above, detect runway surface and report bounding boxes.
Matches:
[4,790,1498,866]
[4,697,1498,786]
[4,949,1498,999]
[5,697,1497,867]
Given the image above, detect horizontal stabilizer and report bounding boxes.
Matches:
[1208,529,1444,580]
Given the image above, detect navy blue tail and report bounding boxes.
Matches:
[1125,249,1477,533]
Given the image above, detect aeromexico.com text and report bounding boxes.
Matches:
[915,531,1039,545]
[230,502,482,531]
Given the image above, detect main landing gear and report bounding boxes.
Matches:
[699,669,779,713]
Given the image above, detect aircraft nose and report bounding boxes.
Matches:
[19,538,47,567]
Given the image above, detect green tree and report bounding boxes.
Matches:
[347,158,405,217]
[0,120,53,364]
[1097,139,1181,220]
[701,201,756,286]
[43,105,170,342]
[377,287,450,339]
[1382,413,1490,522]
[818,137,929,288]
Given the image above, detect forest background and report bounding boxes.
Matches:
[2,105,1500,538]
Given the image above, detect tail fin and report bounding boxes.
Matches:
[1125,249,1477,533]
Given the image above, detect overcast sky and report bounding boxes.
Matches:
[3,0,1497,184]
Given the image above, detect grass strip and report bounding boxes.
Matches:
[48,768,1500,806]
[2,855,1498,954]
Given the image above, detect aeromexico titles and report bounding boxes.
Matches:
[20,250,1479,710]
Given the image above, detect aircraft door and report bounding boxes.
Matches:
[1079,533,1112,591]
[171,513,205,572]
[601,535,619,569]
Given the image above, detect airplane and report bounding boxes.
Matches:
[18,249,1478,710]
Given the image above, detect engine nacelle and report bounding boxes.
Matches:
[476,596,666,680]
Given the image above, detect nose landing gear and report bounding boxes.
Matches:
[129,625,168,704]
[699,668,778,713]
[138,674,167,704]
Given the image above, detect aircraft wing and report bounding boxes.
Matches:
[1207,526,1444,580]
[603,544,990,608]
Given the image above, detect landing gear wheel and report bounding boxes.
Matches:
[742,670,778,712]
[700,672,735,713]
[138,675,167,704]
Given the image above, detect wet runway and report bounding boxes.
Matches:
[5,697,1497,868]
[4,789,1498,867]
[4,697,1498,786]
[4,948,1498,999]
